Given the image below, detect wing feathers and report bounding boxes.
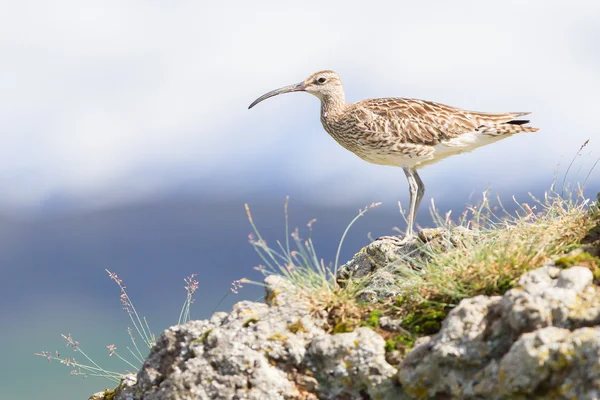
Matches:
[356,98,538,144]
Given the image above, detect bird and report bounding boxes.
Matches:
[248,70,539,242]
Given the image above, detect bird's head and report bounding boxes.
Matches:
[249,70,344,109]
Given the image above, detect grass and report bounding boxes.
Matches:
[393,187,598,304]
[246,197,380,332]
[245,197,378,303]
[246,186,600,360]
[35,270,202,383]
[37,145,600,387]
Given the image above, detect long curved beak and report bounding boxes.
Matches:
[248,82,306,109]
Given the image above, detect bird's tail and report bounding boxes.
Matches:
[471,111,539,134]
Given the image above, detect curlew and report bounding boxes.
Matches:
[249,70,539,241]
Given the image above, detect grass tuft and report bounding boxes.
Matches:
[246,187,599,362]
[244,197,379,331]
[36,271,204,383]
[392,188,598,306]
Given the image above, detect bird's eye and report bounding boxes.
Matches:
[317,77,326,84]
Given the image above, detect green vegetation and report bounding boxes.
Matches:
[287,319,308,334]
[247,188,600,361]
[332,322,353,334]
[399,300,447,336]
[35,271,201,383]
[100,388,116,400]
[360,310,384,329]
[384,334,415,354]
[193,329,213,344]
[243,317,260,327]
[555,251,600,284]
[396,190,597,301]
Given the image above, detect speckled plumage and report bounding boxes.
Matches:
[309,71,538,168]
[249,70,539,239]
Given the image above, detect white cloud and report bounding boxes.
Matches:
[0,0,599,213]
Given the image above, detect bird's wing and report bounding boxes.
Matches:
[356,98,527,145]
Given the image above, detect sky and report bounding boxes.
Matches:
[1,0,599,217]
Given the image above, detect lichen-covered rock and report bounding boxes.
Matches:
[336,236,409,281]
[306,327,399,399]
[337,228,473,301]
[398,264,600,399]
[503,265,597,333]
[495,326,600,399]
[398,295,505,399]
[379,316,405,332]
[103,255,600,399]
[114,275,398,400]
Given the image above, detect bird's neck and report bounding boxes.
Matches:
[320,94,347,119]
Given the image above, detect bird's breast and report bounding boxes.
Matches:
[319,115,433,167]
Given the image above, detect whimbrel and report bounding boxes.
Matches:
[249,70,538,241]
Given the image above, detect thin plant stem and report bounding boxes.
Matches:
[583,156,600,188]
[334,203,381,275]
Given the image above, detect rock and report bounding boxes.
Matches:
[503,265,599,333]
[557,266,593,291]
[110,374,136,400]
[398,295,506,399]
[398,264,600,399]
[336,236,410,281]
[379,316,405,332]
[337,228,475,302]
[101,256,600,399]
[495,326,600,399]
[307,327,399,399]
[114,273,399,400]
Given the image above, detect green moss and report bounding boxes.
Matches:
[288,320,307,334]
[555,251,600,284]
[268,333,289,341]
[495,276,518,294]
[384,333,416,353]
[359,309,383,329]
[401,302,448,336]
[333,322,353,334]
[384,340,395,353]
[267,289,280,305]
[99,388,116,400]
[192,329,212,344]
[555,252,597,268]
[395,296,407,307]
[243,317,259,327]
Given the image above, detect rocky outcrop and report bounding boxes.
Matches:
[398,264,600,399]
[110,275,404,400]
[336,228,473,302]
[100,248,600,399]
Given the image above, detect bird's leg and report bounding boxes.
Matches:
[375,168,426,246]
[403,167,425,241]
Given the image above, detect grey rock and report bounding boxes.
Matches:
[379,316,405,332]
[114,272,397,400]
[336,236,409,281]
[503,265,600,333]
[110,374,136,400]
[556,266,593,291]
[399,295,506,399]
[307,327,399,399]
[495,326,600,399]
[399,264,600,399]
[337,228,474,301]
[103,248,600,399]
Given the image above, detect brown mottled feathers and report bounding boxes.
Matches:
[353,98,538,145]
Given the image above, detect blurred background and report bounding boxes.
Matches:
[1,0,599,398]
